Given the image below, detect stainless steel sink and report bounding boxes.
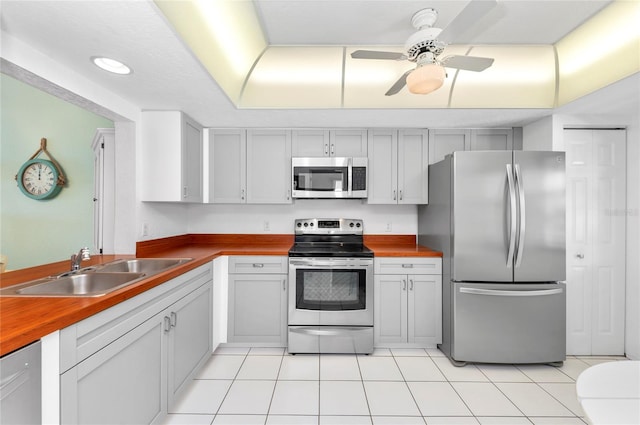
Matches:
[0,258,193,297]
[96,258,192,274]
[14,272,146,296]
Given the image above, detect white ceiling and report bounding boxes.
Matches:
[1,0,636,128]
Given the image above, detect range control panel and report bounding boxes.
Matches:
[294,218,363,235]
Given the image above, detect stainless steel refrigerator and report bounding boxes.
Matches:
[419,150,566,365]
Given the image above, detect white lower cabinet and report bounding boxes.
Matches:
[227,256,288,346]
[59,264,213,424]
[374,258,442,347]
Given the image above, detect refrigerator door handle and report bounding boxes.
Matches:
[506,164,517,267]
[460,287,564,297]
[514,164,526,267]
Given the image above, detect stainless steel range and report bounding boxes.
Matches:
[288,218,374,354]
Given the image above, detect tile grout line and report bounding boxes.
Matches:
[355,354,374,424]
[213,350,250,421]
[262,352,286,424]
[390,351,428,423]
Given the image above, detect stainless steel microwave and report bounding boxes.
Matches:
[291,157,368,199]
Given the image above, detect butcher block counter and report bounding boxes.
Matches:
[0,234,441,356]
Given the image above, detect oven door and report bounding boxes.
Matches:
[288,257,373,326]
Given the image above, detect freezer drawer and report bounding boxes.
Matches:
[450,282,566,364]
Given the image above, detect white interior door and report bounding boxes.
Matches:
[92,128,115,255]
[565,129,626,355]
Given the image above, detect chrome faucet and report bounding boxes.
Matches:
[71,247,90,271]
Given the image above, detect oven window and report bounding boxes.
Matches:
[293,167,347,192]
[296,268,366,311]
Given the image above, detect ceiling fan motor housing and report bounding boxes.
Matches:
[405,8,445,62]
[405,29,446,62]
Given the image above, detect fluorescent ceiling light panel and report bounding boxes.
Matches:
[154,0,267,103]
[240,46,343,108]
[451,45,556,108]
[556,0,640,105]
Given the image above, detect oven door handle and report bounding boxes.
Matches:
[289,259,373,268]
[289,327,372,337]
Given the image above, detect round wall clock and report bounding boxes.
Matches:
[17,158,63,200]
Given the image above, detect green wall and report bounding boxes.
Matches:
[1,73,113,270]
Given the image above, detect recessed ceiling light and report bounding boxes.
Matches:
[91,56,132,75]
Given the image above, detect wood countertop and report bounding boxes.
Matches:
[0,234,440,356]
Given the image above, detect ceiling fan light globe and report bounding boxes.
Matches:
[406,64,445,94]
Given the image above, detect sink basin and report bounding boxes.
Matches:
[7,272,145,297]
[97,258,192,274]
[0,257,193,297]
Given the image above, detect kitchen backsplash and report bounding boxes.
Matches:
[186,201,417,236]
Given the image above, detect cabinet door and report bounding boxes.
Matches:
[141,111,183,201]
[408,274,442,345]
[374,275,408,345]
[247,129,292,203]
[182,115,203,202]
[330,129,368,156]
[61,313,166,425]
[292,129,330,157]
[470,129,513,151]
[209,129,246,203]
[167,282,212,408]
[228,274,287,345]
[428,129,470,164]
[367,129,398,204]
[398,129,428,204]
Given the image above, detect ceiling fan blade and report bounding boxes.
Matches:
[437,0,498,44]
[385,70,413,96]
[351,50,408,61]
[441,55,494,72]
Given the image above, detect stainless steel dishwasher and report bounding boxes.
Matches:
[1,341,41,424]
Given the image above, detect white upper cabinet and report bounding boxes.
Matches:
[208,129,292,204]
[470,128,514,151]
[141,111,203,202]
[291,129,329,157]
[209,129,246,204]
[292,129,367,157]
[428,129,471,165]
[368,129,428,205]
[428,128,516,164]
[246,129,292,204]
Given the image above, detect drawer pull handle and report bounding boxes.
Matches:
[402,264,413,268]
[253,263,264,268]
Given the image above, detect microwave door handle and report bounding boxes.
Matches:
[347,157,353,196]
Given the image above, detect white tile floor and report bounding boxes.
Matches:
[163,347,628,425]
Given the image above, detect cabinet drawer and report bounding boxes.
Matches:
[374,258,441,275]
[229,256,288,274]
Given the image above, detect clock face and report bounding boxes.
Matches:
[17,159,62,200]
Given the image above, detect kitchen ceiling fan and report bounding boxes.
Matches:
[351,0,497,96]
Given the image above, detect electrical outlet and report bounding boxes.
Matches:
[263,221,270,231]
[142,223,149,237]
[386,221,392,232]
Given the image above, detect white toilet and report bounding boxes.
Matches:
[576,361,640,424]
